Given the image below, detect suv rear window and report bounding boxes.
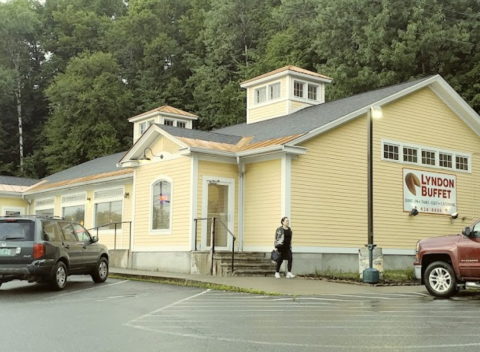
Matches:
[0,220,35,241]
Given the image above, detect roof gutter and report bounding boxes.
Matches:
[22,173,133,197]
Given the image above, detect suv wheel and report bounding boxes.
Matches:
[91,257,109,283]
[51,261,68,291]
[424,261,457,298]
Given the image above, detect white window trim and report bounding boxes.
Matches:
[2,206,25,216]
[149,176,173,235]
[161,117,191,129]
[293,79,320,103]
[138,119,154,138]
[254,86,267,104]
[381,139,472,173]
[307,83,319,100]
[34,197,55,211]
[92,186,125,233]
[252,80,283,106]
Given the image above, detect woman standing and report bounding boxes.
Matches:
[274,217,295,279]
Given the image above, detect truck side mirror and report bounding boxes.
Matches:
[462,227,472,236]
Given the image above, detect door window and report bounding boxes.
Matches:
[73,223,92,242]
[42,221,63,242]
[58,222,77,242]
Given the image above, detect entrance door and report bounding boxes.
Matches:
[201,177,235,250]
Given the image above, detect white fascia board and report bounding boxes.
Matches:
[429,77,480,137]
[237,145,306,157]
[241,71,289,88]
[128,111,161,122]
[289,72,333,84]
[159,111,198,121]
[287,75,440,146]
[22,174,133,196]
[120,125,189,164]
[119,161,140,167]
[0,193,22,198]
[181,147,235,158]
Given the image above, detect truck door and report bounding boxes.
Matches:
[457,223,480,278]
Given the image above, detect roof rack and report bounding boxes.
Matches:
[0,215,65,220]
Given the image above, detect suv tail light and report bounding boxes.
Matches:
[33,243,45,259]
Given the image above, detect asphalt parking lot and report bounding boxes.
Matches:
[2,278,480,352]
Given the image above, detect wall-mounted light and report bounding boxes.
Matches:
[138,147,163,162]
[451,212,459,220]
[124,192,130,199]
[409,207,419,216]
[86,197,91,203]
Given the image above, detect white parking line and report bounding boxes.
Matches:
[41,280,129,301]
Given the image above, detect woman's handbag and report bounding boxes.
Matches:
[270,249,281,263]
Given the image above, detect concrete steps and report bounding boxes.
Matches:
[213,251,276,277]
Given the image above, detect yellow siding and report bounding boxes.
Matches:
[291,100,308,111]
[163,138,181,154]
[292,87,480,251]
[0,197,28,214]
[134,156,191,247]
[196,161,239,248]
[243,159,282,246]
[249,101,287,123]
[373,88,480,249]
[292,117,368,248]
[151,136,181,156]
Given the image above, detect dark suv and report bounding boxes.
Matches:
[0,215,109,290]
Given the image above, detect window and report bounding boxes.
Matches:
[294,81,304,98]
[139,120,153,136]
[439,153,453,168]
[308,84,318,100]
[0,220,34,241]
[152,180,171,231]
[42,221,62,242]
[73,223,92,242]
[255,87,266,104]
[36,209,54,217]
[58,222,77,242]
[403,147,418,163]
[383,143,399,160]
[422,150,436,166]
[63,205,85,225]
[177,121,186,128]
[456,156,469,170]
[270,83,280,100]
[382,140,471,172]
[164,119,174,126]
[95,201,122,229]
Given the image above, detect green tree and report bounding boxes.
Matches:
[44,52,133,174]
[0,0,43,173]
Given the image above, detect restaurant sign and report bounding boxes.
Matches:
[403,168,457,215]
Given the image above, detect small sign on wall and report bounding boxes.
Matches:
[403,168,457,215]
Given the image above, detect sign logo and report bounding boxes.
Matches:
[403,169,457,215]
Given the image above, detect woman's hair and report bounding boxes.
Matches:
[281,217,288,224]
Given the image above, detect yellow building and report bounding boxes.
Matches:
[0,176,38,216]
[13,66,480,276]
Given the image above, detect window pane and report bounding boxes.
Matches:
[308,85,317,100]
[422,150,436,165]
[164,119,174,126]
[58,222,77,242]
[73,223,92,242]
[439,153,452,168]
[63,205,85,225]
[139,122,146,135]
[177,121,186,128]
[403,147,418,163]
[294,81,303,97]
[383,144,399,160]
[270,83,280,99]
[456,156,469,170]
[0,220,34,241]
[42,221,62,242]
[255,87,266,104]
[95,201,122,229]
[35,209,54,217]
[152,181,171,230]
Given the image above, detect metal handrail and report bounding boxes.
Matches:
[193,217,236,275]
[87,221,132,250]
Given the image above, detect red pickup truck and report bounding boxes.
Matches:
[414,222,480,298]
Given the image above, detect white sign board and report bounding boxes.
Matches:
[403,168,457,215]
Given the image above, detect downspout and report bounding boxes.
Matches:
[22,194,31,214]
[236,156,245,251]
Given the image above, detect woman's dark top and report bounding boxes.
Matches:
[283,227,292,248]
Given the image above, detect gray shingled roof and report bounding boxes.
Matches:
[0,176,39,186]
[215,77,433,143]
[39,152,129,186]
[159,125,243,144]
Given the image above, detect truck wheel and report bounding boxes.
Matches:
[50,261,68,291]
[424,261,457,298]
